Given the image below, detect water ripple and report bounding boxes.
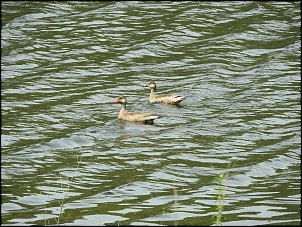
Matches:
[1,1,300,226]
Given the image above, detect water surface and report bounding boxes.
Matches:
[1,1,300,226]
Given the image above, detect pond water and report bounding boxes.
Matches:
[1,1,300,226]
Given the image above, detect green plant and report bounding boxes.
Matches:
[212,173,225,226]
[212,161,235,226]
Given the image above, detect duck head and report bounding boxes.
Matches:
[112,96,127,104]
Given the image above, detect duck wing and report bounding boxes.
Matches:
[124,112,159,122]
[157,94,185,104]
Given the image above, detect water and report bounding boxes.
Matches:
[1,1,300,226]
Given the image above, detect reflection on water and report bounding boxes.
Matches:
[1,1,300,226]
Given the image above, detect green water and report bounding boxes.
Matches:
[1,1,300,226]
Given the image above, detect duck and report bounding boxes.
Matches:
[112,96,159,124]
[144,81,185,104]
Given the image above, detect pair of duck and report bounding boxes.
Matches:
[112,81,185,124]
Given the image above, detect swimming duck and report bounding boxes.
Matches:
[112,96,159,124]
[144,81,185,104]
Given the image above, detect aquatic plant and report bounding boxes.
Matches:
[212,173,225,226]
[212,160,235,226]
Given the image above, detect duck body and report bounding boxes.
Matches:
[145,81,185,104]
[112,96,159,124]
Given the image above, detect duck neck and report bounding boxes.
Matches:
[118,103,127,118]
[150,88,156,101]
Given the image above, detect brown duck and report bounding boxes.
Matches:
[144,81,185,104]
[112,96,159,124]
